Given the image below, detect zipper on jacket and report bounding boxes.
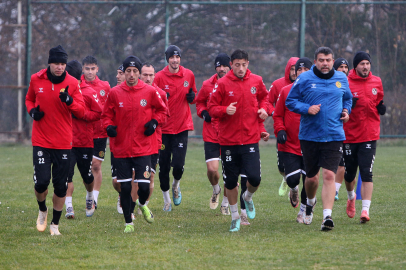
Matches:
[52,83,54,91]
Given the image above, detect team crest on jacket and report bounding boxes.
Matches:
[60,88,65,93]
[250,87,257,94]
[100,90,105,96]
[140,99,147,107]
[372,88,377,95]
[184,81,189,87]
[37,151,43,157]
[336,81,342,88]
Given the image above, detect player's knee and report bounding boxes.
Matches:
[138,182,150,193]
[344,170,357,183]
[359,170,373,183]
[225,180,238,190]
[172,166,184,180]
[53,182,67,198]
[286,173,301,189]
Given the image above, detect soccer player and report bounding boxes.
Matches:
[208,49,269,232]
[81,55,111,208]
[154,45,197,211]
[102,55,167,233]
[286,47,352,231]
[195,53,231,213]
[64,60,102,219]
[273,57,312,223]
[116,64,125,85]
[25,45,86,235]
[268,57,299,197]
[343,51,385,223]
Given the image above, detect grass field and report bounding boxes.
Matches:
[1,142,405,269]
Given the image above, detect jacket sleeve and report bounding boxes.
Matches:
[208,84,228,119]
[376,78,384,106]
[101,93,116,129]
[268,83,278,107]
[151,89,168,125]
[189,73,198,105]
[196,85,208,118]
[67,83,86,119]
[342,79,353,114]
[258,80,270,113]
[259,121,267,133]
[285,79,310,115]
[82,94,102,122]
[25,76,36,113]
[273,89,287,135]
[158,89,169,126]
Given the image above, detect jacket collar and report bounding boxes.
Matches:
[81,74,100,85]
[348,68,372,80]
[226,68,252,81]
[162,65,185,77]
[119,79,146,92]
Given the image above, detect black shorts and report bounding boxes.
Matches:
[282,151,306,187]
[33,146,70,191]
[343,141,376,183]
[111,151,117,179]
[151,151,160,174]
[93,138,107,161]
[204,141,220,162]
[68,147,93,184]
[277,150,285,174]
[116,155,151,184]
[339,154,345,167]
[300,140,343,178]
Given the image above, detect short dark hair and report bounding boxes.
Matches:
[82,55,98,66]
[230,49,249,62]
[141,62,156,72]
[314,47,334,60]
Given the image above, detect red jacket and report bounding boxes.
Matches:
[273,83,302,156]
[208,69,269,146]
[25,69,86,149]
[72,81,102,148]
[153,83,170,151]
[196,74,219,143]
[344,69,384,143]
[268,57,299,110]
[154,65,197,134]
[81,75,110,139]
[102,80,168,158]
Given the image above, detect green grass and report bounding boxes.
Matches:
[1,142,405,269]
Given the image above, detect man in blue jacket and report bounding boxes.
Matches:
[286,47,352,231]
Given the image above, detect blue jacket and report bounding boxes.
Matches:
[286,66,352,142]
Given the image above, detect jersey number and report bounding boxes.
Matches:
[38,158,45,164]
[226,156,232,162]
[345,150,351,156]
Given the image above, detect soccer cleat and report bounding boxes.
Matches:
[321,216,334,231]
[36,210,48,232]
[210,188,221,210]
[163,202,172,212]
[137,200,154,223]
[240,214,250,226]
[137,207,142,215]
[117,196,123,214]
[304,204,315,225]
[289,187,299,208]
[360,210,370,223]
[94,200,97,210]
[296,211,304,224]
[172,186,182,206]
[229,218,241,232]
[220,205,230,215]
[50,223,61,236]
[278,177,288,196]
[86,199,95,217]
[335,191,339,201]
[124,224,134,233]
[346,194,356,218]
[65,207,75,219]
[131,213,135,221]
[243,198,256,219]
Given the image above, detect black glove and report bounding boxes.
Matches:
[376,100,386,115]
[277,130,287,144]
[59,85,73,106]
[201,110,211,123]
[166,92,170,100]
[106,125,117,137]
[29,105,44,121]
[352,97,359,109]
[186,88,195,103]
[144,119,158,136]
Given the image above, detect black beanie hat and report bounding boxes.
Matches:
[334,58,349,70]
[118,64,124,72]
[165,45,181,62]
[214,53,231,70]
[122,55,142,73]
[295,57,312,74]
[48,45,68,64]
[66,60,82,80]
[353,51,371,68]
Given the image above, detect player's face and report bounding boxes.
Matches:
[140,66,155,86]
[168,55,180,72]
[116,70,125,85]
[355,60,371,78]
[125,67,139,87]
[337,64,349,76]
[49,63,66,77]
[289,65,297,81]
[215,65,230,79]
[314,53,334,74]
[82,63,98,82]
[296,67,310,76]
[231,59,249,79]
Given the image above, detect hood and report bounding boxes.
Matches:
[284,57,300,82]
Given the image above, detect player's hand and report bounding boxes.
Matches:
[277,130,287,144]
[59,85,73,106]
[308,104,321,115]
[261,132,270,141]
[257,108,268,120]
[186,88,195,103]
[201,110,211,123]
[376,100,386,115]
[144,119,158,136]
[352,97,359,109]
[226,102,237,115]
[340,110,349,123]
[29,105,44,121]
[106,125,117,137]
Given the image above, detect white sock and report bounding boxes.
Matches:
[241,209,247,216]
[291,186,299,192]
[283,175,287,182]
[299,203,306,213]
[362,200,371,214]
[145,200,149,206]
[126,222,134,226]
[93,190,99,203]
[172,179,180,189]
[307,197,316,206]
[86,191,94,201]
[347,190,355,200]
[213,184,220,194]
[65,196,72,208]
[229,203,239,220]
[162,191,171,204]
[335,183,342,193]
[323,209,332,219]
[244,190,254,202]
[221,196,229,207]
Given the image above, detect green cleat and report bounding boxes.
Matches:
[278,177,288,196]
[124,224,134,233]
[335,191,339,201]
[243,198,256,219]
[137,200,154,223]
[229,218,241,232]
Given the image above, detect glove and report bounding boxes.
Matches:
[29,105,44,121]
[166,92,170,100]
[186,88,195,103]
[376,100,386,115]
[59,85,73,106]
[106,125,117,137]
[352,97,359,109]
[277,130,287,144]
[144,119,158,136]
[201,110,211,123]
